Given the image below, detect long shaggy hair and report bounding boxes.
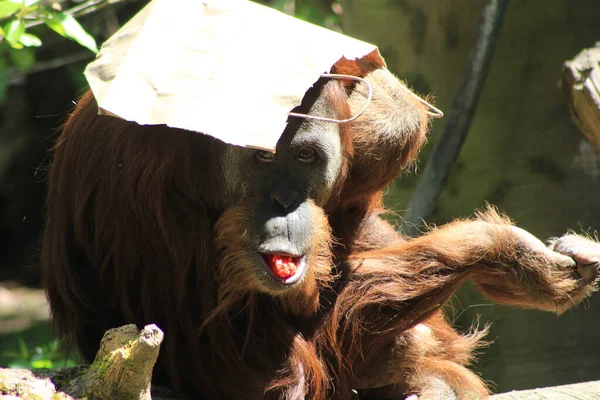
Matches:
[43,70,597,400]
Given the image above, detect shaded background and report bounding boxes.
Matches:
[0,0,599,394]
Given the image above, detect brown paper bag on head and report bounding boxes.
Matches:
[84,0,386,151]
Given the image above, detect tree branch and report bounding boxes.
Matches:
[6,52,93,85]
[24,0,135,29]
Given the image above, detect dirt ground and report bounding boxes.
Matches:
[0,283,49,335]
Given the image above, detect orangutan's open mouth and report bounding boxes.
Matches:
[259,253,307,285]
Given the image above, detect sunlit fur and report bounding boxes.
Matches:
[43,70,599,400]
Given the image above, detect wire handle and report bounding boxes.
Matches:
[403,85,444,119]
[288,73,373,123]
[289,72,443,123]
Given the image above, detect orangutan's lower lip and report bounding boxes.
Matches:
[258,253,307,285]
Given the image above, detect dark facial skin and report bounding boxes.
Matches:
[220,82,343,291]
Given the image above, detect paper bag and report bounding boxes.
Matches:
[84,0,386,151]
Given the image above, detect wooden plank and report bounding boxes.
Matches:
[491,380,600,399]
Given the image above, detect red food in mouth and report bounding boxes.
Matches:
[263,254,300,280]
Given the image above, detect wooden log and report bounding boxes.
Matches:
[61,324,163,400]
[0,323,598,398]
[0,324,177,400]
[491,380,600,399]
[561,42,600,152]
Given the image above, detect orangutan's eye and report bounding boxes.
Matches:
[256,150,275,163]
[297,148,316,163]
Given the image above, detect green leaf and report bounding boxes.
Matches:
[4,0,41,6]
[8,40,23,49]
[1,350,23,359]
[62,359,78,368]
[9,46,35,70]
[44,12,97,53]
[31,359,54,369]
[17,337,30,359]
[0,1,22,20]
[32,347,45,358]
[48,340,59,354]
[31,351,54,368]
[4,18,25,47]
[8,360,33,369]
[19,32,41,47]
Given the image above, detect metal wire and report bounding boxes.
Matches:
[402,85,444,119]
[289,72,443,123]
[288,73,373,123]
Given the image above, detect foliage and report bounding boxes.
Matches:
[2,337,78,370]
[0,0,97,52]
[0,0,99,103]
[0,0,343,104]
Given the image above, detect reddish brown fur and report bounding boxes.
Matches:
[43,72,598,400]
